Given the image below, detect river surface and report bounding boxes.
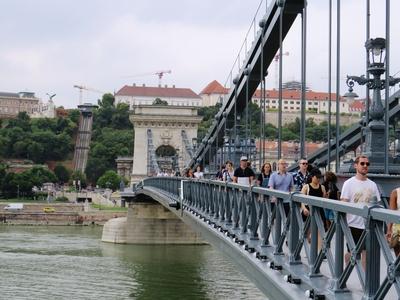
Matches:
[0,226,266,299]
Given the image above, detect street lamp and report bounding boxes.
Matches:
[345,37,400,173]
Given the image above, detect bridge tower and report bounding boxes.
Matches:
[129,105,202,183]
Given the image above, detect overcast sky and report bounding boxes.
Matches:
[1,0,399,108]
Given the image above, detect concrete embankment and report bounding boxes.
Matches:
[0,203,126,225]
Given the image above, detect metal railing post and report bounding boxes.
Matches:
[331,212,346,292]
[363,214,381,299]
[309,205,319,276]
[289,193,301,264]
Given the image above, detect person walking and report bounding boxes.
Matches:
[233,156,255,186]
[223,161,235,183]
[257,162,272,188]
[293,158,309,191]
[193,165,204,179]
[301,168,327,248]
[322,171,340,229]
[216,164,225,181]
[268,158,294,215]
[341,155,381,270]
[387,187,400,256]
[186,168,194,178]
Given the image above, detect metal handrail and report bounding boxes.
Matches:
[140,177,400,299]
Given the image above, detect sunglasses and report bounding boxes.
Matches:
[300,162,308,165]
[359,162,370,167]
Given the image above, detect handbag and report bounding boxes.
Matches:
[389,230,400,248]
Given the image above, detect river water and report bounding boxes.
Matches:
[0,226,266,299]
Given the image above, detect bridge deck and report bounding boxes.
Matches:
[132,178,400,300]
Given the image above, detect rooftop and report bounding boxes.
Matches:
[116,84,201,99]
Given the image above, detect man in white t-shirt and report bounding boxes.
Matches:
[341,155,381,270]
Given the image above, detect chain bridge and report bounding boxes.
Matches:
[114,0,400,299]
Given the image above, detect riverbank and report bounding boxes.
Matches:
[0,202,126,225]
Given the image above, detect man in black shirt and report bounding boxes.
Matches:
[233,156,255,186]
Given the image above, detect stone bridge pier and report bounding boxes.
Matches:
[102,193,204,244]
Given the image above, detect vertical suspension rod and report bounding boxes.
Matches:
[384,0,390,173]
[245,73,249,158]
[335,0,341,173]
[365,0,370,148]
[300,0,307,159]
[262,78,266,164]
[260,25,264,168]
[278,3,284,160]
[327,0,332,170]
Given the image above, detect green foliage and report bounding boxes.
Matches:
[96,170,123,190]
[0,167,56,198]
[152,98,168,106]
[54,164,71,184]
[87,96,133,183]
[67,109,80,124]
[0,110,77,162]
[98,93,115,108]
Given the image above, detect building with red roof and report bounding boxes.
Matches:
[200,80,363,116]
[115,84,202,108]
[199,80,229,106]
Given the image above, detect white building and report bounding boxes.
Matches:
[0,91,56,119]
[115,84,202,108]
[200,80,363,115]
[31,99,56,118]
[0,91,39,118]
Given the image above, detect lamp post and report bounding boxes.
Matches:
[345,37,400,173]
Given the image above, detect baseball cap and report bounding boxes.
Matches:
[240,156,248,161]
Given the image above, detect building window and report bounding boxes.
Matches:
[272,100,276,104]
[308,102,312,105]
[290,101,294,104]
[284,101,288,104]
[314,102,318,105]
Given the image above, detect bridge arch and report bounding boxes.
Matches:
[129,105,202,183]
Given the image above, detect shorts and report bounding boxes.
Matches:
[347,227,366,251]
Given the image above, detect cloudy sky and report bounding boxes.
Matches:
[1,0,399,108]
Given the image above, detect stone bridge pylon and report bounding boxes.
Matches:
[129,105,202,183]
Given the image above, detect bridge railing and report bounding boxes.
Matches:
[140,177,400,299]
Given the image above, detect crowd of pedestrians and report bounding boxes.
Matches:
[203,154,399,258]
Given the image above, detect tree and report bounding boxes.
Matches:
[97,170,122,190]
[25,167,57,187]
[6,112,31,132]
[98,93,115,108]
[152,98,168,106]
[67,109,80,124]
[54,165,70,184]
[112,103,132,129]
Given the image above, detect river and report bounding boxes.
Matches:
[0,226,266,299]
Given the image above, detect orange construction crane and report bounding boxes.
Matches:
[73,85,105,105]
